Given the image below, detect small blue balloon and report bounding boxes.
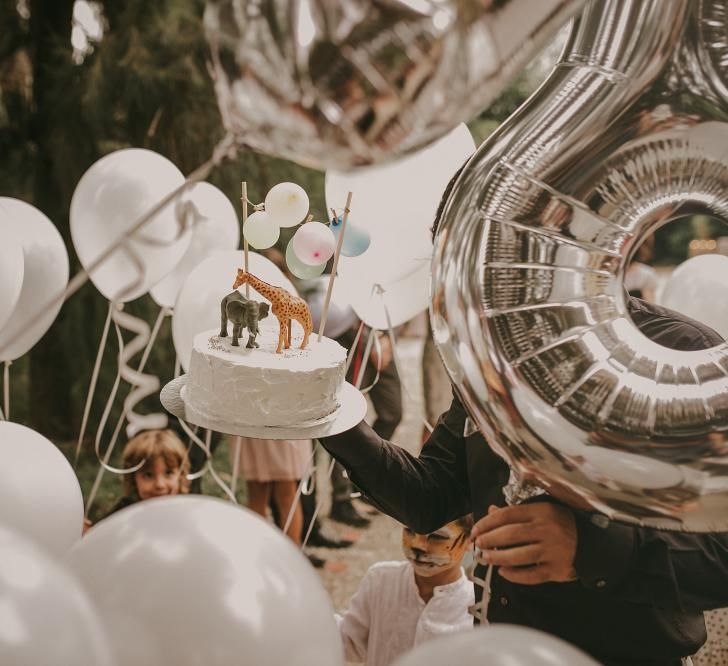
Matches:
[330,215,371,257]
[285,238,326,280]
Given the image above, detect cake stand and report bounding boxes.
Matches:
[160,375,367,440]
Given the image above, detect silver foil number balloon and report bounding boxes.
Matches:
[432,0,728,531]
[204,0,584,170]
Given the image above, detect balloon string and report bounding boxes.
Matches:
[467,553,493,624]
[301,453,337,549]
[203,429,238,503]
[358,332,382,395]
[85,302,169,516]
[231,436,242,496]
[85,316,141,518]
[175,418,208,481]
[174,354,181,379]
[2,360,10,421]
[74,302,113,468]
[282,442,319,538]
[116,305,170,439]
[90,303,171,504]
[376,283,435,434]
[0,132,236,363]
[114,305,168,439]
[344,321,365,375]
[176,419,237,502]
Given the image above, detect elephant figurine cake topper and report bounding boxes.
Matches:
[219,290,270,348]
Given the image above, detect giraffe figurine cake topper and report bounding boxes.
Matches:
[232,270,313,354]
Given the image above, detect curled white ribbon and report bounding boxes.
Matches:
[113,305,168,439]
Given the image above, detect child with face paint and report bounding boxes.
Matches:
[335,516,475,666]
[86,430,190,529]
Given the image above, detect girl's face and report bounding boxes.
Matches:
[134,456,181,500]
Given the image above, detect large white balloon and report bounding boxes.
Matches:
[0,213,24,335]
[0,198,68,362]
[150,182,240,308]
[70,148,191,302]
[0,422,83,556]
[326,124,475,329]
[392,626,599,666]
[659,254,728,339]
[172,250,297,371]
[0,526,113,666]
[68,497,342,666]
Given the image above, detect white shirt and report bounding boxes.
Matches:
[335,560,474,666]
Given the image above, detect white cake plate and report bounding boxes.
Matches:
[160,376,367,440]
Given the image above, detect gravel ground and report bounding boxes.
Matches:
[311,337,427,613]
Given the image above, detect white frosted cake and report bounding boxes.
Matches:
[183,326,347,427]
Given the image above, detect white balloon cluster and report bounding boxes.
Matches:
[0,424,343,665]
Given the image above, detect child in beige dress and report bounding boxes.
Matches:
[231,437,313,544]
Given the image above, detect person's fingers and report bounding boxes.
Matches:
[474,523,535,550]
[471,504,535,537]
[480,544,544,568]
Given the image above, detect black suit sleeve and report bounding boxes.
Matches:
[320,395,471,534]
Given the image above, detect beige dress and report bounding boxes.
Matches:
[694,609,728,666]
[230,437,313,482]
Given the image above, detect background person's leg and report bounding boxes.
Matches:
[272,480,303,544]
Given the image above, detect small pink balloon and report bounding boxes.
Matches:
[292,222,336,266]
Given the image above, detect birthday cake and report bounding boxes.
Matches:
[183,325,348,428]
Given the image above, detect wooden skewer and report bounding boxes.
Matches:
[318,191,353,342]
[241,181,250,297]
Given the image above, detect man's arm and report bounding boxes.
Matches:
[320,394,471,534]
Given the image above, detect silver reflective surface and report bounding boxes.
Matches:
[204,0,584,169]
[432,0,728,531]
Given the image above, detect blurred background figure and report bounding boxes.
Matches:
[230,436,311,545]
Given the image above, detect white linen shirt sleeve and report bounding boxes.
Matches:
[335,568,375,663]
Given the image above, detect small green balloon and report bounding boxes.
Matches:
[286,238,326,279]
[243,210,280,249]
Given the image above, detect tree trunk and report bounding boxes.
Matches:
[28,0,89,438]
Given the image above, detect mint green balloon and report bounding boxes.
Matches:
[286,238,326,279]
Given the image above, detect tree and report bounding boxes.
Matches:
[1,0,326,439]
